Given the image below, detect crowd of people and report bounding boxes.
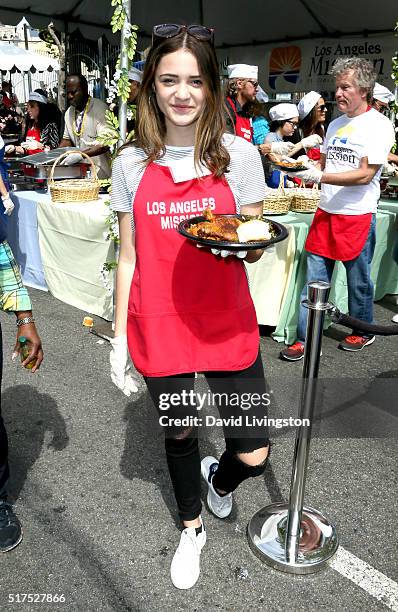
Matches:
[0,69,144,179]
[0,24,397,594]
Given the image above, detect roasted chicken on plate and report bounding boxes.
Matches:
[187,209,271,243]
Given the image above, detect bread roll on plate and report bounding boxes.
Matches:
[236,220,271,243]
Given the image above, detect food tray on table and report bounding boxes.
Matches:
[178,214,288,251]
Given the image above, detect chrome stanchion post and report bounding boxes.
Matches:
[247,281,339,574]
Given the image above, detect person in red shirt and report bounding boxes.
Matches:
[225,63,259,142]
[109,24,270,590]
[6,92,60,156]
[280,57,395,360]
[0,81,18,110]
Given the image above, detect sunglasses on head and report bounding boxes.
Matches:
[152,24,214,45]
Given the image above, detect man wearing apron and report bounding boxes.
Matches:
[280,57,395,361]
[225,63,259,143]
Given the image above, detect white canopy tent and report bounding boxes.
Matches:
[0,2,396,93]
[0,1,396,47]
[0,2,396,117]
[0,41,59,72]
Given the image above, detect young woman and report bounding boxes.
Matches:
[265,103,299,145]
[297,91,327,164]
[110,24,270,590]
[263,103,299,187]
[8,91,60,155]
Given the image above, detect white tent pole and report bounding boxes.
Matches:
[117,0,131,147]
[23,23,32,92]
[23,71,29,103]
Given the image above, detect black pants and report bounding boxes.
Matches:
[0,321,9,501]
[145,350,270,521]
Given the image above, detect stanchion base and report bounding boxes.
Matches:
[247,502,338,574]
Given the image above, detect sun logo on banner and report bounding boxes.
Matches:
[269,46,301,90]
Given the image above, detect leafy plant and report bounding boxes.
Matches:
[99,2,139,289]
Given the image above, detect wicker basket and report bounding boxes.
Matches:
[49,151,100,203]
[263,175,294,215]
[291,183,320,213]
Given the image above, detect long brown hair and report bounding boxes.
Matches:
[134,32,230,177]
[299,105,325,139]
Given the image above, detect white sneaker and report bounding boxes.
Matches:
[392,313,398,323]
[201,456,233,519]
[170,518,206,590]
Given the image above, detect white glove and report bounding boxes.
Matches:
[60,152,84,166]
[20,139,44,151]
[211,248,248,259]
[270,141,295,156]
[109,334,139,397]
[2,194,14,216]
[300,134,322,149]
[287,167,323,184]
[196,244,247,258]
[382,162,397,176]
[296,154,311,164]
[5,144,15,155]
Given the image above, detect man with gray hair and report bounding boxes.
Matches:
[281,57,395,360]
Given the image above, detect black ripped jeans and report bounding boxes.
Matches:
[145,350,270,521]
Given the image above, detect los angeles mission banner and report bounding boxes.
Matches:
[219,35,396,93]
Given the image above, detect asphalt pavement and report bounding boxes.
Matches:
[0,288,397,612]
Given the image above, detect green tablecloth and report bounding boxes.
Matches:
[272,199,398,344]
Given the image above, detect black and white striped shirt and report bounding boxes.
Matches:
[110,134,266,225]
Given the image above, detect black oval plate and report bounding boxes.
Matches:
[178,214,288,250]
[272,162,308,172]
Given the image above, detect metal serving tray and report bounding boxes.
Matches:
[19,147,81,166]
[19,147,89,180]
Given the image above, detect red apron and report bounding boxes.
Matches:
[305,208,372,261]
[127,163,259,377]
[227,97,253,142]
[25,127,42,155]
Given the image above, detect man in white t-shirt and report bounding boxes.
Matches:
[59,74,111,179]
[280,57,395,360]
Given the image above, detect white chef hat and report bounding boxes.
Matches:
[128,66,143,83]
[227,64,258,80]
[373,83,395,104]
[297,91,321,120]
[269,103,299,122]
[28,91,48,104]
[256,86,269,103]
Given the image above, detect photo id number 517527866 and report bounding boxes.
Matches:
[8,594,66,603]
